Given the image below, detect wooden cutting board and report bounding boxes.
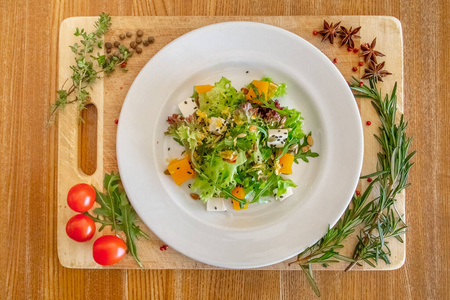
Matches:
[57,16,404,270]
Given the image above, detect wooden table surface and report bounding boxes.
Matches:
[0,0,448,299]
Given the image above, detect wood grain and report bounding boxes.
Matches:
[57,16,404,271]
[0,0,448,299]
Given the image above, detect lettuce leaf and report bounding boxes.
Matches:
[174,125,204,150]
[276,177,297,197]
[198,77,245,117]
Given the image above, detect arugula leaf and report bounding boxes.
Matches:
[84,172,149,267]
[294,150,319,163]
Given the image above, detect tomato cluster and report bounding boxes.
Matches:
[66,183,126,266]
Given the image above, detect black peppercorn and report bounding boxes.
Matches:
[113,41,120,47]
[136,47,142,54]
[126,32,132,38]
[148,36,155,44]
[136,37,142,44]
[119,33,125,40]
[130,41,137,49]
[137,29,143,37]
[105,42,113,49]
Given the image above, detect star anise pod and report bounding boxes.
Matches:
[318,20,341,44]
[339,26,361,48]
[362,61,392,82]
[360,38,385,63]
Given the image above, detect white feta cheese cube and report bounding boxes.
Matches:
[206,198,227,211]
[273,187,294,201]
[208,117,226,134]
[178,98,198,117]
[267,129,289,148]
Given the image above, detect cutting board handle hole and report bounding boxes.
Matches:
[78,103,98,175]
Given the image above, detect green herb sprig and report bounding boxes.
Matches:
[48,13,132,125]
[290,78,415,297]
[344,77,415,271]
[83,172,149,267]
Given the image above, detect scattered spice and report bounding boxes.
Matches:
[360,38,385,63]
[160,244,169,251]
[113,41,120,47]
[130,41,137,49]
[120,62,127,68]
[240,87,249,94]
[136,47,142,54]
[333,58,338,63]
[358,61,364,66]
[119,33,125,40]
[355,190,361,196]
[353,48,359,53]
[137,29,143,37]
[105,42,113,49]
[367,178,373,183]
[148,36,155,43]
[106,48,111,54]
[313,30,318,36]
[352,67,358,72]
[347,47,353,52]
[136,37,142,44]
[318,20,341,44]
[366,121,371,126]
[339,26,361,48]
[359,81,364,87]
[362,61,392,82]
[114,119,119,124]
[143,40,149,46]
[126,31,132,38]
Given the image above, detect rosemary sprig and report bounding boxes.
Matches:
[345,77,415,271]
[48,13,132,125]
[290,78,415,297]
[289,184,374,297]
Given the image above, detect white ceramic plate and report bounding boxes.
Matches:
[117,22,363,269]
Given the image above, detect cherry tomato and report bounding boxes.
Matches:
[67,183,96,212]
[93,235,127,266]
[66,214,96,242]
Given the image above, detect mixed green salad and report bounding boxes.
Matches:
[165,77,318,211]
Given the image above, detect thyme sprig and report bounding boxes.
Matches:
[48,13,132,125]
[290,78,415,297]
